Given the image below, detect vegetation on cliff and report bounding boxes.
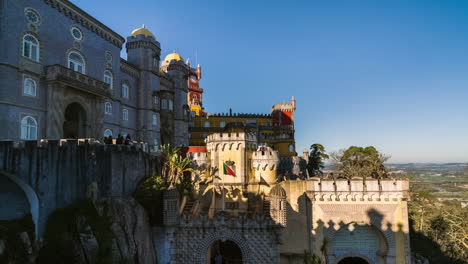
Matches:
[37,199,114,264]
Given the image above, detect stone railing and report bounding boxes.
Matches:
[46,64,112,97]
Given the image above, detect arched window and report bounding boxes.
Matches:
[20,116,37,140]
[161,99,168,109]
[104,129,113,137]
[122,109,128,121]
[23,34,39,61]
[289,144,295,153]
[122,83,129,98]
[152,114,158,126]
[68,51,85,74]
[168,99,174,111]
[204,121,210,128]
[153,95,158,105]
[220,121,226,128]
[104,102,112,114]
[104,70,113,89]
[23,78,36,96]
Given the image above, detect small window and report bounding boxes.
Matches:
[161,99,168,109]
[168,99,173,111]
[24,78,36,96]
[220,121,225,128]
[122,83,129,98]
[289,144,295,153]
[152,114,158,126]
[153,96,158,104]
[68,51,85,74]
[105,51,113,62]
[20,116,37,140]
[104,70,113,89]
[204,121,210,128]
[104,129,113,137]
[23,34,39,62]
[70,26,83,41]
[122,109,128,121]
[25,9,40,24]
[105,102,112,114]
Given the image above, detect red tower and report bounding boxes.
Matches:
[271,96,296,126]
[187,61,204,116]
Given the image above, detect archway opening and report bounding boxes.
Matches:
[63,102,87,138]
[208,240,243,264]
[338,257,369,264]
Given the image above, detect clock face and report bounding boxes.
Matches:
[190,75,197,82]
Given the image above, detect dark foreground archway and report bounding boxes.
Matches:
[63,102,87,138]
[338,257,369,264]
[208,240,243,264]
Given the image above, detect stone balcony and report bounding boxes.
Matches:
[45,64,112,97]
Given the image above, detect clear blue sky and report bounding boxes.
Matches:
[74,0,468,163]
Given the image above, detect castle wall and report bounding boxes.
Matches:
[277,178,411,264]
[0,139,158,238]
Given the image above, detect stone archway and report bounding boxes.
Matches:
[208,240,243,264]
[63,102,87,138]
[337,256,370,264]
[196,229,252,264]
[0,171,40,237]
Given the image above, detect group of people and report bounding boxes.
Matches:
[104,134,132,145]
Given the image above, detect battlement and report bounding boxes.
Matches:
[206,113,272,118]
[305,178,410,202]
[206,132,257,143]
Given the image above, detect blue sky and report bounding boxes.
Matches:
[74,0,468,163]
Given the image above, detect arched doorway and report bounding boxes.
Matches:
[63,102,87,138]
[329,223,387,264]
[338,257,369,264]
[208,240,243,264]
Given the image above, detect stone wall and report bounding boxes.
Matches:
[0,139,159,238]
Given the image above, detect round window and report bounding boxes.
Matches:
[71,27,83,41]
[25,9,40,24]
[105,52,113,62]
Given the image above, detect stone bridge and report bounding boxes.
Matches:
[0,139,158,238]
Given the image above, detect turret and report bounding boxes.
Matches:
[252,145,280,184]
[125,25,161,149]
[197,64,202,80]
[126,25,161,71]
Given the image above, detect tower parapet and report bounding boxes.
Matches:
[252,146,280,184]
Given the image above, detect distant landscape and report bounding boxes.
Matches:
[387,163,468,204]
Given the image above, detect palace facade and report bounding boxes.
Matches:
[0,0,191,148]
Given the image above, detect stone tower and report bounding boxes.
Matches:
[205,132,257,184]
[126,25,161,149]
[161,52,189,146]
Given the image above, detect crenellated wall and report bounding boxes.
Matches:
[0,139,159,238]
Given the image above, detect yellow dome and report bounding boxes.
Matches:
[131,25,155,39]
[164,52,183,62]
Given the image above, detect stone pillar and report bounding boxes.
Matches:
[46,83,65,139]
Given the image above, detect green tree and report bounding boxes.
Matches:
[331,146,390,179]
[307,144,329,177]
[161,144,193,188]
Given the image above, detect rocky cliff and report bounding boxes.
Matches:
[1,198,156,264]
